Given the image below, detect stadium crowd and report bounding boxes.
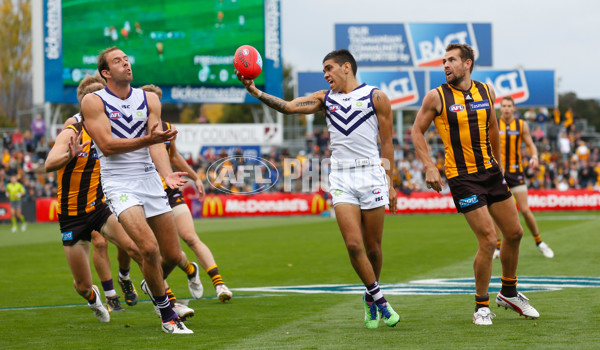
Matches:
[1,109,599,201]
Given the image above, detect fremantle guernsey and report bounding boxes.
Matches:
[324,84,380,164]
[93,87,156,179]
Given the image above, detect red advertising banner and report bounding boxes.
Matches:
[388,189,600,214]
[195,193,328,218]
[36,198,59,222]
[0,202,11,220]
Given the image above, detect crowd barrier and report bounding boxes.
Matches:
[24,189,600,222]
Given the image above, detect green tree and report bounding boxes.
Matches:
[0,0,31,124]
[559,92,600,131]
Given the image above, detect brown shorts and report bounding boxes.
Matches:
[165,187,186,208]
[58,204,112,246]
[447,166,512,214]
[503,171,526,188]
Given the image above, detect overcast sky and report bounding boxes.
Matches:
[280,0,600,99]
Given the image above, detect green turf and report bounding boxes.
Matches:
[1,212,599,349]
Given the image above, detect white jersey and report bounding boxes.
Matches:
[93,87,156,179]
[72,113,82,123]
[324,84,380,166]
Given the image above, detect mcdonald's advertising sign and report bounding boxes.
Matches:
[36,198,59,222]
[197,193,328,218]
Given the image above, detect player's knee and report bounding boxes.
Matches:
[366,249,381,264]
[161,249,182,267]
[345,241,363,259]
[138,241,161,262]
[505,226,523,242]
[73,279,92,296]
[92,237,108,251]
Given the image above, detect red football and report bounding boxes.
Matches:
[233,45,263,80]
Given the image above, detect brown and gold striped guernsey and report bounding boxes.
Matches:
[499,118,524,174]
[57,122,104,216]
[160,121,172,190]
[434,80,496,179]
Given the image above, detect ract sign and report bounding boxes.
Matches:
[335,23,492,68]
[429,69,556,107]
[472,69,529,105]
[358,71,420,108]
[408,23,482,67]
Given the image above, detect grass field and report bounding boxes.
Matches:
[1,212,599,349]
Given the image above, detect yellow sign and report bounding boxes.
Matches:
[203,196,224,217]
[48,199,59,221]
[311,195,325,214]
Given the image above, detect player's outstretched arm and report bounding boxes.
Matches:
[412,89,444,192]
[236,71,325,114]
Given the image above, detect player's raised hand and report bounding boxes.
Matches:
[148,122,177,144]
[68,131,90,158]
[165,171,188,189]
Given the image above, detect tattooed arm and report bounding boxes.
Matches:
[236,71,325,114]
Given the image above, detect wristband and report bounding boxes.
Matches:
[252,90,263,99]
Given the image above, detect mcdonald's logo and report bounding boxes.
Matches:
[203,196,224,217]
[48,199,59,221]
[311,194,325,214]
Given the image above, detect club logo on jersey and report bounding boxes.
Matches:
[449,104,465,112]
[76,151,88,158]
[469,100,490,111]
[458,194,479,208]
[329,104,341,112]
[110,111,122,119]
[372,188,381,195]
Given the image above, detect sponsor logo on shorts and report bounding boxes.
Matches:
[458,194,478,208]
[144,164,155,172]
[332,189,343,197]
[375,196,384,202]
[372,188,381,194]
[62,231,73,241]
[119,194,129,203]
[110,111,122,119]
[449,104,465,112]
[469,100,490,110]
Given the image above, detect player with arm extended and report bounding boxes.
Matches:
[411,44,539,326]
[81,46,192,334]
[140,84,233,303]
[492,96,553,259]
[237,49,399,329]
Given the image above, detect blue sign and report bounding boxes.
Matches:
[429,69,556,107]
[335,23,492,68]
[298,70,426,109]
[408,23,492,67]
[357,70,425,109]
[335,24,413,67]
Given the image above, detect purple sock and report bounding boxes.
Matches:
[155,294,178,322]
[101,279,114,293]
[366,281,387,305]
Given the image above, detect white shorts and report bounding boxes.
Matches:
[328,165,389,210]
[102,173,171,219]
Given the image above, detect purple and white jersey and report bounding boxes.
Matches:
[93,87,156,179]
[324,83,380,164]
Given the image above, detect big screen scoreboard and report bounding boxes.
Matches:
[43,0,282,103]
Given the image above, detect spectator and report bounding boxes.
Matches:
[31,113,46,149]
[552,107,561,125]
[35,136,50,161]
[11,129,24,153]
[558,131,571,161]
[578,160,597,189]
[575,140,590,162]
[23,130,35,153]
[564,108,574,132]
